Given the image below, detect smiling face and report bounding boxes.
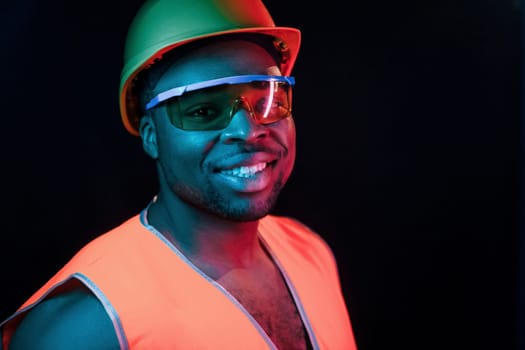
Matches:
[140,38,296,222]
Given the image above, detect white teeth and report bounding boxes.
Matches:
[220,162,267,178]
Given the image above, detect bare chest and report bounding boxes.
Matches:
[218,269,310,350]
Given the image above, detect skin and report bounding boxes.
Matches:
[142,39,296,278]
[9,39,299,349]
[9,288,120,349]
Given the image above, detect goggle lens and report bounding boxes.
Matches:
[146,75,294,131]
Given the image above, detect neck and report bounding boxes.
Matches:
[146,194,266,278]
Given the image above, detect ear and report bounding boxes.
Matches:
[139,115,159,159]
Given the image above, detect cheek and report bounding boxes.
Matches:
[286,117,297,153]
[279,118,297,179]
[160,136,201,162]
[153,112,219,180]
[157,127,217,171]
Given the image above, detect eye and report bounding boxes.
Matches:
[254,96,290,119]
[176,101,233,130]
[183,103,223,120]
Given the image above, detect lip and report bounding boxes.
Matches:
[214,165,273,193]
[213,152,278,172]
[211,152,278,193]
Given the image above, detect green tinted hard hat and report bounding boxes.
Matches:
[119,0,301,136]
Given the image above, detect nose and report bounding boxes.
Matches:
[219,100,269,143]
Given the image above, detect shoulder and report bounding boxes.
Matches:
[261,215,346,289]
[261,215,331,248]
[261,215,337,261]
[9,287,120,350]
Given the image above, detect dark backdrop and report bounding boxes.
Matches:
[0,1,521,349]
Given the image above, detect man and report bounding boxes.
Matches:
[1,0,358,349]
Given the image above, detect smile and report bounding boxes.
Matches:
[219,162,267,178]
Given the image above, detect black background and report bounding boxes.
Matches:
[0,1,522,349]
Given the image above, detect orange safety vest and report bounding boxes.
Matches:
[1,210,357,350]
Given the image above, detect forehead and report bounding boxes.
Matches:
[154,39,281,92]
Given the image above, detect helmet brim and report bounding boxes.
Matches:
[119,26,301,136]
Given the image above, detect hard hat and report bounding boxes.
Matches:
[119,0,301,136]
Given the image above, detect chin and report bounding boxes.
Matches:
[213,204,273,222]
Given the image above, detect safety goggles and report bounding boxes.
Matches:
[145,75,295,131]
